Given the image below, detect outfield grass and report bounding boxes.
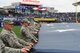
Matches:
[0,26,21,38]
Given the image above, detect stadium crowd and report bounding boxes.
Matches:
[29,12,80,22]
[0,12,80,23]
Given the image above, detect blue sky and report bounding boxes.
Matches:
[0,0,80,12]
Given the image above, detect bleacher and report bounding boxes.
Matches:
[0,7,80,23]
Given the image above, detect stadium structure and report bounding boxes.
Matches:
[0,0,80,25]
[0,0,58,22]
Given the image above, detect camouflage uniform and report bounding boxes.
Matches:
[0,29,28,49]
[27,26,39,38]
[20,26,38,43]
[0,39,21,53]
[28,26,39,33]
[28,22,41,38]
[32,24,40,30]
[0,39,4,53]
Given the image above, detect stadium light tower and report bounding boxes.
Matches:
[75,0,78,23]
[73,0,78,23]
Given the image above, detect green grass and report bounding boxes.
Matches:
[0,26,21,38]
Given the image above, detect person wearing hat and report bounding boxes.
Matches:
[27,22,39,38]
[0,19,33,53]
[25,19,39,38]
[27,20,41,38]
[20,19,38,44]
[30,20,40,31]
[0,38,28,53]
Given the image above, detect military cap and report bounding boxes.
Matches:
[3,19,14,24]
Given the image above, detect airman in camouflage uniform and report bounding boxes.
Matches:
[28,21,41,38]
[0,19,33,53]
[20,19,38,44]
[0,38,29,53]
[33,22,40,30]
[27,23,39,38]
